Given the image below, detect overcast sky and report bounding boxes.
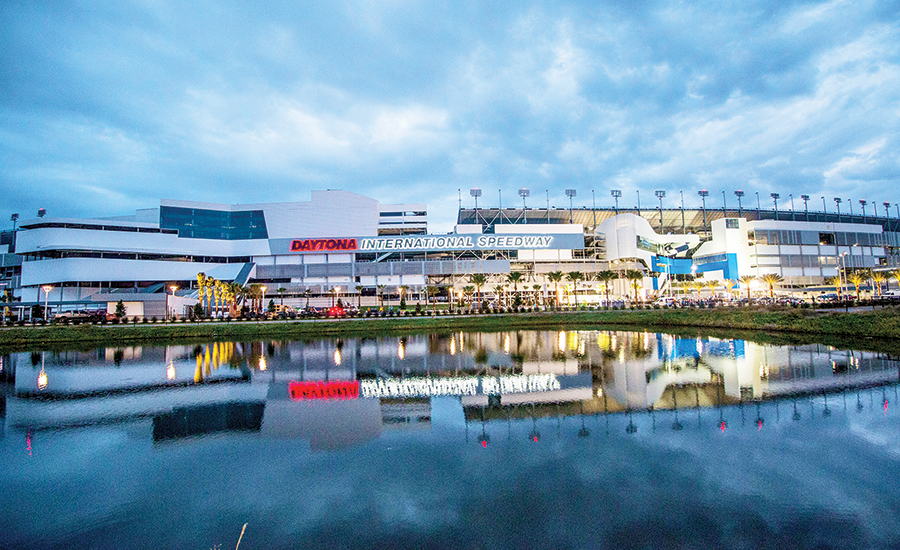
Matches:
[2,0,899,232]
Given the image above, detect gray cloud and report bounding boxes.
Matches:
[1,0,899,230]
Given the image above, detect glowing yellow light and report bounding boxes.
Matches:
[37,369,48,390]
[504,334,510,354]
[334,348,342,365]
[397,342,405,360]
[166,363,176,380]
[558,331,566,353]
[258,356,267,371]
[596,387,604,397]
[450,337,456,356]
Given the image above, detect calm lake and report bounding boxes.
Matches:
[1,330,899,549]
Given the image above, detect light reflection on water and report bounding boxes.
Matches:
[1,330,899,549]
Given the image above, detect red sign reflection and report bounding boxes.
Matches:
[289,380,359,401]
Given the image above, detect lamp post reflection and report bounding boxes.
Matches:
[37,351,48,390]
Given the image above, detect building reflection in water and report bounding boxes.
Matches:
[1,330,898,450]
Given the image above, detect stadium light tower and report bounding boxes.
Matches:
[834,197,842,222]
[565,189,577,223]
[734,190,744,218]
[611,189,622,215]
[698,189,709,229]
[859,199,867,219]
[655,190,666,233]
[884,201,891,220]
[801,195,810,221]
[518,188,530,224]
[10,213,18,232]
[470,188,482,224]
[771,193,780,219]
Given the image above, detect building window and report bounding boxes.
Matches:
[160,206,268,240]
[818,233,835,246]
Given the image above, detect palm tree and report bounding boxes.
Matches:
[891,269,900,294]
[532,284,542,306]
[871,272,885,298]
[425,285,439,314]
[399,285,410,309]
[227,282,246,316]
[547,271,564,308]
[625,270,644,303]
[304,288,312,309]
[277,287,287,309]
[196,273,208,314]
[468,274,487,310]
[690,280,706,299]
[377,284,386,309]
[761,273,784,299]
[566,271,584,307]
[463,285,475,309]
[247,283,262,314]
[739,275,757,301]
[596,270,618,306]
[704,279,720,300]
[507,271,524,305]
[828,275,843,299]
[355,285,363,308]
[469,273,487,309]
[846,271,865,301]
[721,279,736,302]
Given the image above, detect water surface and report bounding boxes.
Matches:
[1,330,898,549]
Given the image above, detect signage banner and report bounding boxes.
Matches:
[270,233,584,254]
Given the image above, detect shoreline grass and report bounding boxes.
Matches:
[2,306,900,354]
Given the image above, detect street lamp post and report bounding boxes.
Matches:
[636,190,641,217]
[565,189,576,223]
[698,190,709,231]
[734,190,744,218]
[801,195,810,221]
[789,194,795,221]
[655,190,666,233]
[611,189,621,215]
[41,285,52,322]
[848,198,854,220]
[722,190,727,218]
[260,286,267,316]
[834,198,842,222]
[680,191,685,232]
[756,192,761,219]
[518,188,530,224]
[167,285,178,323]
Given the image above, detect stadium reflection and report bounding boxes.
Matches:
[1,330,897,449]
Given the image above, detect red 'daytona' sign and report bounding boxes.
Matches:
[290,238,358,252]
[289,380,360,401]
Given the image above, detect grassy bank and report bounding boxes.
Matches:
[2,306,900,353]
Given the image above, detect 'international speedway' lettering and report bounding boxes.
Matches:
[359,374,561,399]
[357,235,554,251]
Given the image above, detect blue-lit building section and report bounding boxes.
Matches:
[159,206,268,240]
[656,335,746,362]
[652,253,739,280]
